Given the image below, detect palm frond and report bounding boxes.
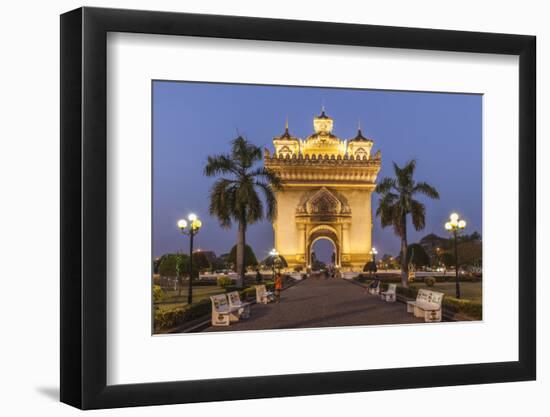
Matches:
[206,136,283,229]
[402,159,417,178]
[231,136,262,170]
[410,199,426,231]
[248,167,283,190]
[208,179,236,228]
[375,177,396,194]
[413,181,440,199]
[204,154,239,177]
[255,181,278,221]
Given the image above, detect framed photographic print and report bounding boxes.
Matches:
[60,6,536,410]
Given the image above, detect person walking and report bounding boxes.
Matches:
[274,273,283,303]
[255,268,262,284]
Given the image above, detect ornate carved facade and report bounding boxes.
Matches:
[265,108,381,271]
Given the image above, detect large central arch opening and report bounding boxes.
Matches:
[307,225,340,271]
[310,238,336,271]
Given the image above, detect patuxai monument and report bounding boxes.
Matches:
[264,108,381,272]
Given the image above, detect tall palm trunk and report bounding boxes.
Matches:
[400,213,409,288]
[236,221,246,287]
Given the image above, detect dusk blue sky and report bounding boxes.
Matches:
[153,81,482,263]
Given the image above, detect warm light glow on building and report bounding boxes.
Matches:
[265,108,381,272]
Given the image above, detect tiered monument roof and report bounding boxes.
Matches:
[264,108,381,185]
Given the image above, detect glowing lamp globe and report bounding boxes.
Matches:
[450,213,459,222]
[188,213,197,222]
[192,219,202,229]
[458,220,466,229]
[445,222,452,230]
[177,219,188,230]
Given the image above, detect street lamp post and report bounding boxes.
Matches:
[445,212,466,299]
[269,248,279,279]
[177,213,202,305]
[369,247,378,264]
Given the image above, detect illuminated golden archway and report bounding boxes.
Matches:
[265,109,381,272]
[307,225,340,267]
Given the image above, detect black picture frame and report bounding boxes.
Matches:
[60,6,536,410]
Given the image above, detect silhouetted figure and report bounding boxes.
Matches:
[275,273,283,303]
[255,269,262,284]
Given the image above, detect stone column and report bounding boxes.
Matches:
[297,223,306,267]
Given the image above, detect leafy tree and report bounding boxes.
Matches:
[363,261,378,274]
[158,254,188,277]
[205,136,282,286]
[381,254,398,269]
[158,254,198,295]
[457,240,482,266]
[440,252,455,268]
[227,244,258,269]
[211,256,228,272]
[192,251,212,272]
[262,254,288,271]
[153,256,164,274]
[375,160,440,287]
[458,230,482,243]
[406,243,430,268]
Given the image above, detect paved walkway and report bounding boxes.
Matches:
[204,276,422,332]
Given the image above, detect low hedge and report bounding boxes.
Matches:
[154,299,211,331]
[225,281,275,296]
[442,297,482,320]
[154,280,289,331]
[190,280,218,286]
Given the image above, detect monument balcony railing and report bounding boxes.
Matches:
[264,153,381,165]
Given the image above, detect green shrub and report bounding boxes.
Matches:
[396,284,419,299]
[152,285,163,303]
[154,299,212,331]
[240,286,257,300]
[424,276,436,287]
[217,275,233,288]
[443,297,482,320]
[191,280,218,286]
[363,261,377,273]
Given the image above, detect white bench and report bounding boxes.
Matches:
[407,289,444,322]
[380,283,397,302]
[255,285,274,304]
[227,291,251,319]
[210,294,241,326]
[367,280,381,295]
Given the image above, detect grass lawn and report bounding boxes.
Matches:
[413,281,482,303]
[155,286,226,313]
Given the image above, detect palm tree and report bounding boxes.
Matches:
[375,160,439,287]
[205,136,282,286]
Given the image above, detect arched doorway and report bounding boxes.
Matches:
[306,225,340,269]
[310,237,337,271]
